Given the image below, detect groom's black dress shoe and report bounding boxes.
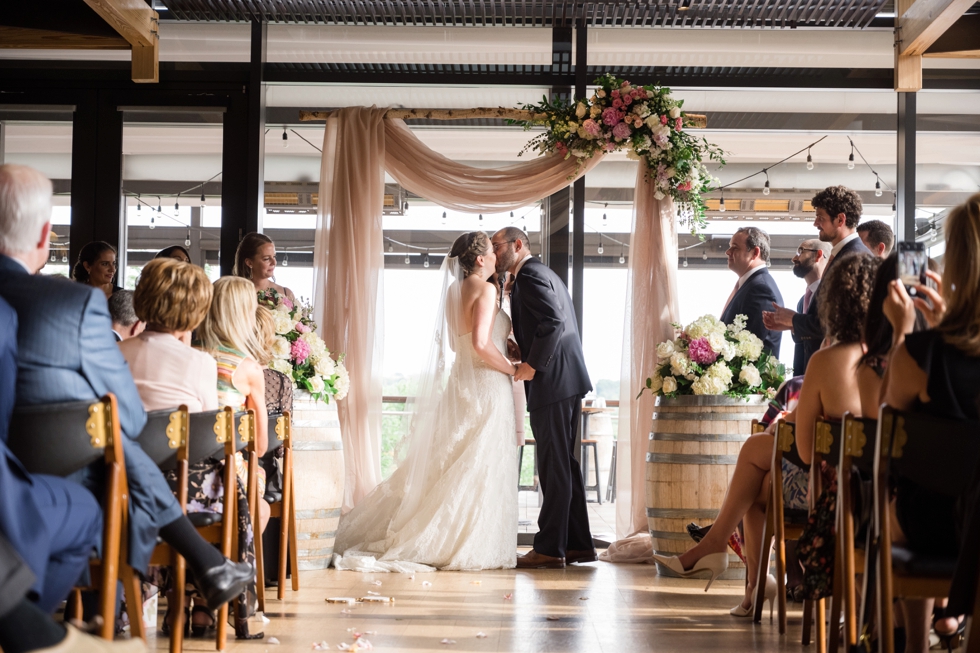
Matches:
[195,560,255,609]
[566,549,598,564]
[516,550,565,569]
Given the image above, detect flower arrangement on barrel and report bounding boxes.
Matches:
[644,315,784,400]
[514,74,725,234]
[257,289,350,403]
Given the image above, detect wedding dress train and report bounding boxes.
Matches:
[332,307,518,572]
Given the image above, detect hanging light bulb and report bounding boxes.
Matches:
[174,194,180,215]
[619,251,626,265]
[149,215,155,230]
[603,212,607,222]
[719,193,726,212]
[931,227,939,242]
[282,253,288,267]
[478,213,483,222]
[847,146,855,170]
[405,253,411,265]
[185,229,191,247]
[61,253,67,263]
[282,127,289,148]
[597,235,604,255]
[50,253,56,262]
[875,177,883,197]
[442,211,447,223]
[387,241,394,253]
[156,197,162,213]
[403,201,409,211]
[510,211,514,218]
[892,196,897,212]
[682,256,689,268]
[200,184,206,203]
[763,171,771,196]
[137,194,141,211]
[702,248,708,261]
[423,251,430,269]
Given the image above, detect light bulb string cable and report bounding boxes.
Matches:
[847,136,894,192]
[713,135,829,192]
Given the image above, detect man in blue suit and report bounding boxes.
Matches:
[0,294,102,613]
[763,186,872,373]
[0,164,252,611]
[720,226,784,357]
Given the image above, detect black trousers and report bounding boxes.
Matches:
[529,395,593,558]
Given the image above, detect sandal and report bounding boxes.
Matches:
[932,609,965,652]
[161,606,190,638]
[190,605,215,638]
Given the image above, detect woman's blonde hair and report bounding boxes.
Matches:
[254,305,277,366]
[198,276,261,360]
[936,193,980,355]
[133,258,212,332]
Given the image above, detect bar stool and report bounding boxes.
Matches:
[581,439,602,504]
[518,438,539,492]
[605,441,617,503]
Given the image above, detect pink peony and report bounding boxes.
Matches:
[290,338,311,365]
[604,142,617,152]
[602,107,621,127]
[295,322,311,334]
[612,122,632,141]
[688,337,719,365]
[281,296,294,310]
[675,117,683,131]
[660,114,668,125]
[582,119,601,137]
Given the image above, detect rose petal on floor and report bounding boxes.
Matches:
[503,593,513,600]
[267,637,280,645]
[440,639,456,645]
[422,581,432,587]
[476,632,488,639]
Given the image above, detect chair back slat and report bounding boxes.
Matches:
[843,415,877,476]
[777,421,807,470]
[135,407,188,472]
[814,419,843,467]
[882,406,980,498]
[9,399,107,476]
[187,409,230,463]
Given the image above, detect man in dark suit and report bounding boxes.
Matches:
[788,239,831,376]
[0,164,251,611]
[492,227,594,569]
[720,227,784,357]
[0,295,103,614]
[763,186,872,373]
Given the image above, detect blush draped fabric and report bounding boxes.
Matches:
[313,108,680,528]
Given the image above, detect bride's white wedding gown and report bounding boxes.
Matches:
[332,308,518,572]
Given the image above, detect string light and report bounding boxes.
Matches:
[174,194,180,216]
[892,195,897,212]
[762,170,771,196]
[149,215,155,230]
[282,253,289,267]
[185,228,191,247]
[847,144,855,170]
[875,177,883,197]
[200,184,206,203]
[806,147,814,171]
[423,250,430,268]
[282,126,289,148]
[61,253,67,263]
[442,211,447,223]
[156,197,162,213]
[702,247,708,261]
[50,253,56,262]
[388,242,394,253]
[478,213,483,222]
[510,211,514,218]
[137,194,141,211]
[682,255,689,268]
[603,212,607,222]
[719,191,726,213]
[404,201,409,211]
[405,253,410,265]
[619,248,626,265]
[597,234,604,255]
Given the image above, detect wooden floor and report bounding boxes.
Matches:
[149,557,808,653]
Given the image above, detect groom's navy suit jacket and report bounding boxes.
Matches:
[510,257,592,412]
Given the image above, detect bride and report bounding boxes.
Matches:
[333,231,520,572]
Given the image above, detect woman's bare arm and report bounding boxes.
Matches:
[241,359,269,456]
[793,352,825,466]
[881,343,929,412]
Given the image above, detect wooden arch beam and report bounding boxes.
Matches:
[899,0,976,56]
[82,0,159,83]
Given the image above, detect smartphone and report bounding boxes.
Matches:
[897,241,927,292]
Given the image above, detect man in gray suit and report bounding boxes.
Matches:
[0,164,252,611]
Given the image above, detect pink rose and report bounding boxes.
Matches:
[630,89,640,99]
[295,322,311,334]
[660,115,668,125]
[678,180,693,192]
[623,94,633,106]
[290,338,311,365]
[675,117,683,131]
[602,107,621,127]
[582,119,602,137]
[634,118,644,128]
[611,89,620,98]
[612,98,623,109]
[612,122,632,141]
[555,142,568,155]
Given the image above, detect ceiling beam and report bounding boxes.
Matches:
[895,0,923,92]
[898,0,975,56]
[0,26,128,50]
[923,12,980,58]
[82,0,159,83]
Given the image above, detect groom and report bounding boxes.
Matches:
[492,227,595,569]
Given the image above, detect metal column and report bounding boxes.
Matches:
[571,20,588,338]
[896,92,916,242]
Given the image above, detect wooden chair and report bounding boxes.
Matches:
[811,418,843,653]
[874,405,980,653]
[831,413,877,653]
[135,406,190,652]
[258,411,298,601]
[753,419,815,641]
[8,394,128,641]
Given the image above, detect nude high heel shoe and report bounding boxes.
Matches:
[651,552,728,591]
[730,574,777,619]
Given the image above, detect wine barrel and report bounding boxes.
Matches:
[290,391,344,571]
[646,394,768,580]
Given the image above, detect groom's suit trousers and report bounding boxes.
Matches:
[530,396,594,559]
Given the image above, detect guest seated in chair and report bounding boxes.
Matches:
[71,241,120,299]
[108,290,143,343]
[0,164,254,620]
[0,293,102,615]
[880,193,980,653]
[154,245,191,264]
[653,253,880,617]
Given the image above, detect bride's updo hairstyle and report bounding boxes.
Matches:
[450,231,491,277]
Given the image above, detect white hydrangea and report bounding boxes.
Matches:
[706,361,734,387]
[686,315,726,340]
[648,374,663,393]
[300,331,327,357]
[269,358,293,376]
[719,340,737,362]
[662,376,678,394]
[727,314,748,336]
[692,373,727,396]
[313,355,336,378]
[706,331,728,353]
[739,363,763,388]
[334,363,350,400]
[307,375,325,394]
[273,312,293,335]
[656,340,676,360]
[271,336,291,360]
[735,331,764,362]
[669,352,691,377]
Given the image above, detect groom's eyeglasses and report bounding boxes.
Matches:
[492,239,516,252]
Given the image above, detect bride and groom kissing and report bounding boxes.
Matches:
[333,227,596,572]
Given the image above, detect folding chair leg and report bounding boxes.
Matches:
[802,598,814,646]
[254,514,266,612]
[830,558,844,652]
[120,565,145,641]
[170,550,186,653]
[98,462,124,640]
[288,475,299,592]
[71,588,84,623]
[816,597,827,652]
[755,496,776,624]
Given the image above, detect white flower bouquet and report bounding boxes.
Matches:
[644,314,784,399]
[257,289,350,403]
